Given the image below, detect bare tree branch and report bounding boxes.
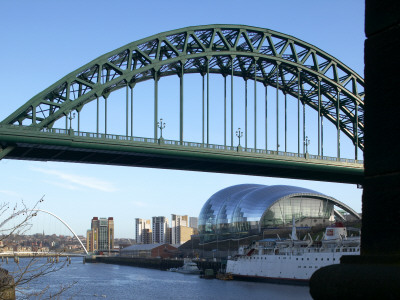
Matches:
[0,197,76,299]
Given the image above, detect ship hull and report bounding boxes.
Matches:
[226,251,359,284]
[226,223,360,285]
[230,273,309,285]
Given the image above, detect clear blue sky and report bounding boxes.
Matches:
[0,0,365,238]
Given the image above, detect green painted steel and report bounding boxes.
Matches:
[0,25,365,183]
[1,25,364,151]
[0,124,363,184]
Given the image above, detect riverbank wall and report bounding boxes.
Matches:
[0,253,83,257]
[84,256,222,274]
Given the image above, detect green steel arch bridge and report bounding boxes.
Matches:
[0,25,364,184]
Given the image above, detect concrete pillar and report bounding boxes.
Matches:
[361,0,400,256]
[310,1,400,299]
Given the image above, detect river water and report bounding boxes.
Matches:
[2,257,312,299]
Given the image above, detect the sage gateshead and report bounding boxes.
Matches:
[198,184,360,243]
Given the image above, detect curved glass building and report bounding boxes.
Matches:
[198,184,360,242]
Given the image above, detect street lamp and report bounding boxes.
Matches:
[68,112,76,130]
[304,136,310,154]
[157,118,166,138]
[236,128,243,146]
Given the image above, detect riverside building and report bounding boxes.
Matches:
[171,214,195,245]
[152,216,169,244]
[120,243,178,258]
[86,217,114,253]
[198,184,361,243]
[135,218,151,244]
[171,214,187,244]
[189,217,198,229]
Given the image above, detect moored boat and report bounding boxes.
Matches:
[176,259,201,275]
[226,222,360,284]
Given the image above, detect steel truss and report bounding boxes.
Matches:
[1,25,364,156]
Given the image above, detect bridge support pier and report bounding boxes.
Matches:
[310,1,400,299]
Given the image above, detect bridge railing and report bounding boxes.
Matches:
[0,124,364,165]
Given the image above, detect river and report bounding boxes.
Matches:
[2,257,312,299]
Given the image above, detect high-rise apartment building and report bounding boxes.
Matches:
[86,217,114,253]
[180,226,194,243]
[189,217,198,229]
[152,216,169,244]
[135,218,151,244]
[166,227,172,244]
[86,229,93,252]
[143,229,153,244]
[171,214,189,244]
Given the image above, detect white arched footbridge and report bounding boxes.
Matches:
[30,209,88,255]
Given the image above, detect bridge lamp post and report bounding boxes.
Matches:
[304,136,310,158]
[236,128,243,149]
[68,112,76,131]
[157,118,166,143]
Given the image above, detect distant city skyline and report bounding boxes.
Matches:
[135,214,198,245]
[0,0,365,238]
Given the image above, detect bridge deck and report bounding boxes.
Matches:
[0,125,363,184]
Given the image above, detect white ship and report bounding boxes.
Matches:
[226,222,360,284]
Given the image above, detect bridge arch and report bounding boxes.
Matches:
[11,209,89,255]
[1,25,364,158]
[30,209,88,255]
